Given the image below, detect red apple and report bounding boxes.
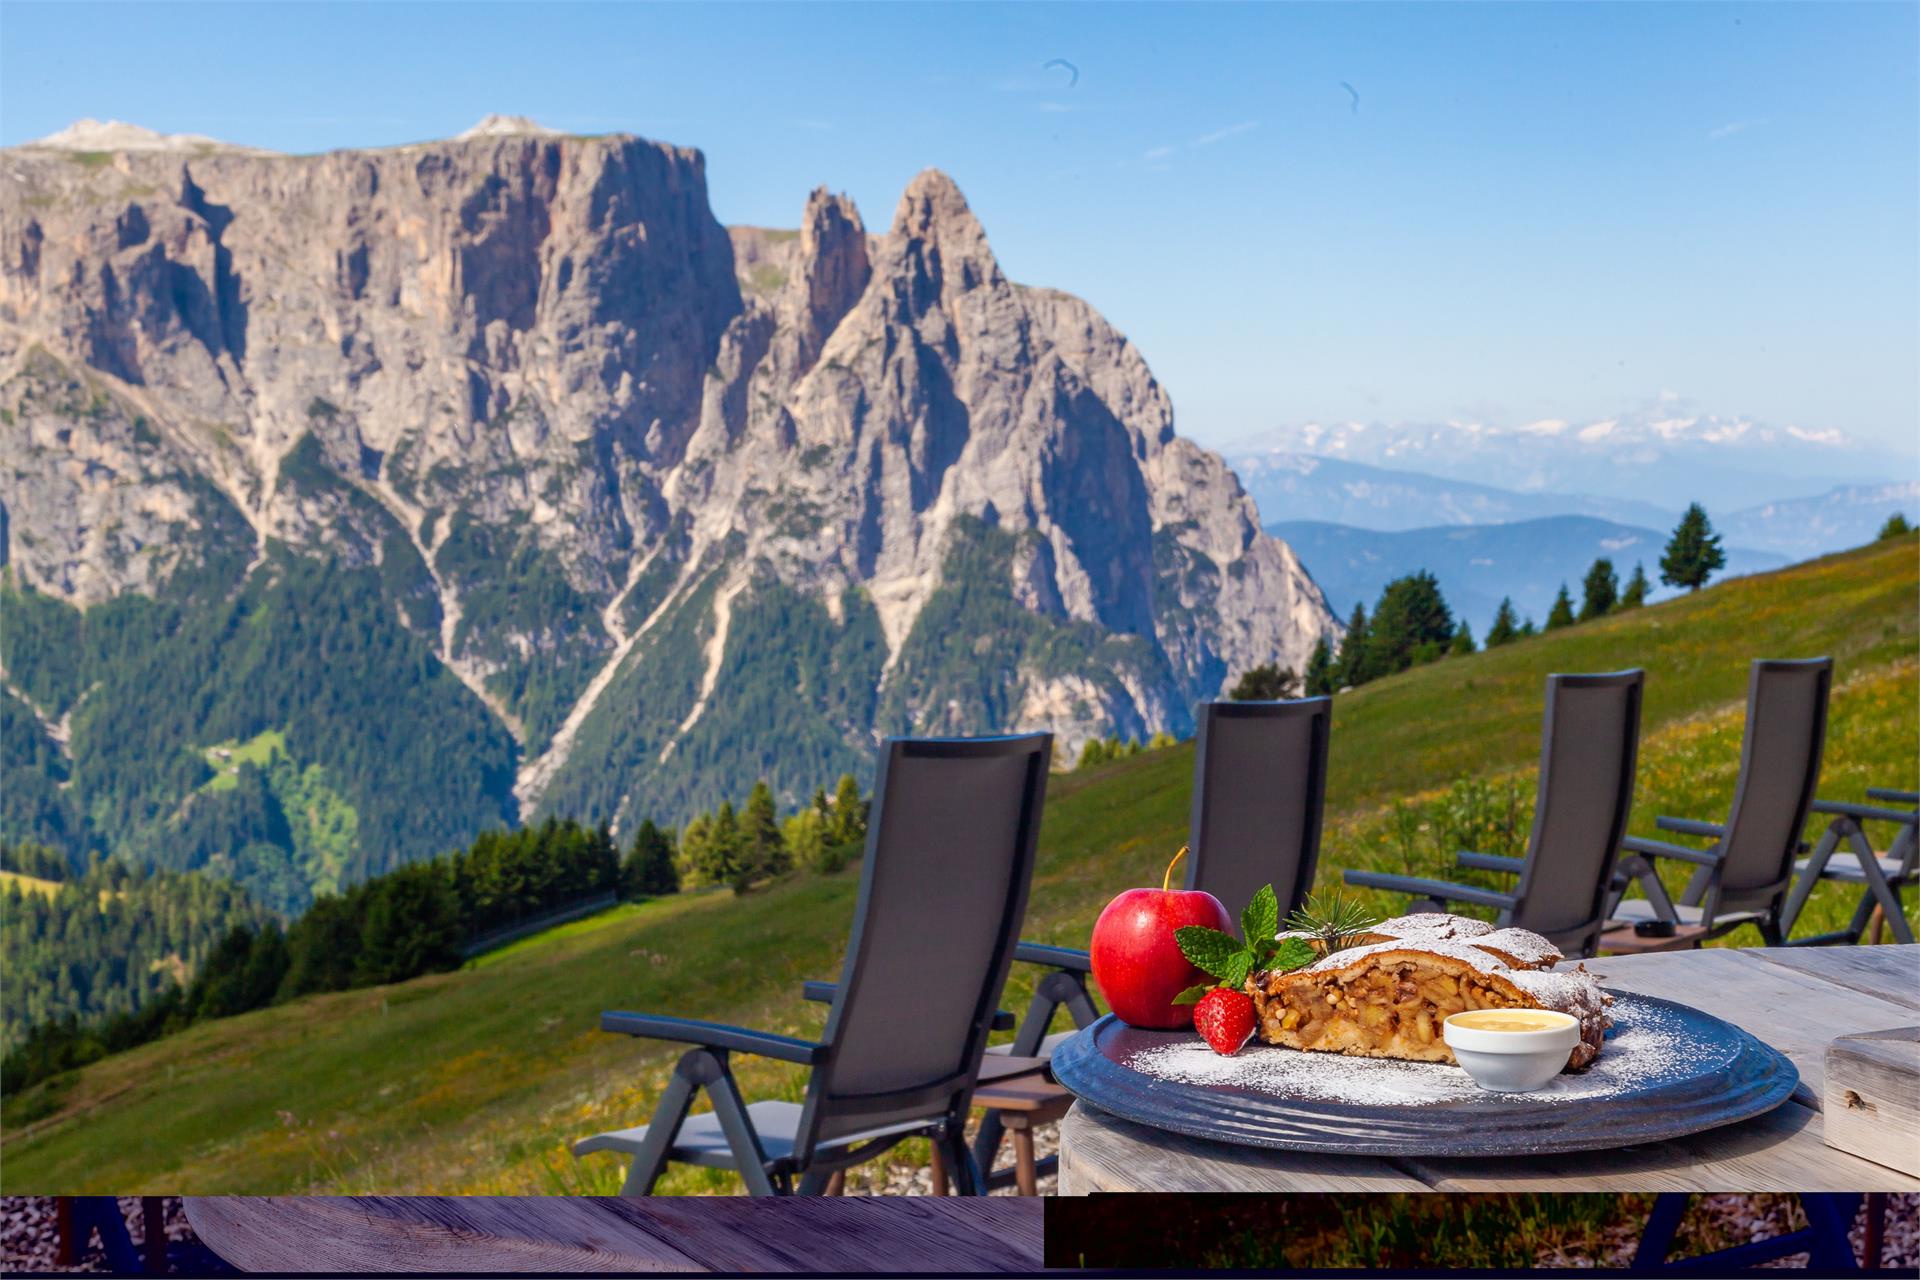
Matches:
[1090,846,1233,1028]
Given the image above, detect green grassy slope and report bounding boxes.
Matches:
[3,536,1914,1195]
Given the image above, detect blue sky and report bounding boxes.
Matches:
[3,2,1915,455]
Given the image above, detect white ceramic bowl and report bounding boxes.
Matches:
[1442,1010,1580,1093]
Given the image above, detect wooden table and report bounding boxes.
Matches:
[1060,944,1920,1194]
[184,1196,1041,1273]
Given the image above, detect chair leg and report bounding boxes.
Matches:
[1781,820,1844,938]
[698,1053,782,1197]
[974,969,1097,1179]
[617,1051,703,1196]
[1010,1122,1038,1196]
[825,1169,846,1196]
[929,1140,948,1196]
[1632,1193,1689,1268]
[143,1196,168,1274]
[797,1167,838,1196]
[1757,916,1786,948]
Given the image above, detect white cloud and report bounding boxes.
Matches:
[1707,118,1766,141]
[1192,120,1259,148]
[1142,144,1174,161]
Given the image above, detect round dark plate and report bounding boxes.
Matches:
[1050,991,1798,1157]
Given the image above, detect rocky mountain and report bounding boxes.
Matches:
[0,120,1336,900]
[1266,516,1787,635]
[1718,481,1920,560]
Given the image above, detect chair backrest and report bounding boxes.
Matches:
[1509,670,1645,956]
[1186,697,1332,920]
[1710,658,1833,913]
[797,734,1050,1160]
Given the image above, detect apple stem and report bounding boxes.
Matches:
[1162,845,1189,893]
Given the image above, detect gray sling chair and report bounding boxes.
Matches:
[1343,670,1645,958]
[1609,658,1832,946]
[1781,787,1918,946]
[573,733,1051,1196]
[978,696,1333,1179]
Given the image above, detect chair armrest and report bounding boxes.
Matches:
[1655,815,1726,839]
[1867,788,1919,806]
[1014,941,1092,973]
[1621,835,1723,868]
[1455,851,1526,876]
[799,982,1015,1031]
[1341,869,1518,910]
[1812,799,1919,826]
[600,1011,827,1065]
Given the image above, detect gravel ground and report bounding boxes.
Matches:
[1537,1193,1919,1270]
[0,1197,233,1275]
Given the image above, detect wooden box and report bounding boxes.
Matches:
[1823,1026,1920,1177]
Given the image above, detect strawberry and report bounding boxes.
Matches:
[1192,987,1257,1056]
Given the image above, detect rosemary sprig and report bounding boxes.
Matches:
[1283,893,1379,954]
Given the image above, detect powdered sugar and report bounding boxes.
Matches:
[1300,937,1512,977]
[1124,998,1698,1107]
[1472,928,1565,968]
[1371,913,1494,942]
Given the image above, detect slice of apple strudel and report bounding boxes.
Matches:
[1248,913,1611,1070]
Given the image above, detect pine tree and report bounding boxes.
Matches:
[677,815,715,887]
[1879,513,1913,540]
[1579,559,1619,621]
[621,819,679,898]
[708,803,748,895]
[1229,663,1298,700]
[1485,598,1520,647]
[1449,621,1475,657]
[1545,584,1576,630]
[743,781,789,885]
[1519,617,1538,637]
[1334,602,1371,688]
[1303,637,1335,696]
[828,774,867,857]
[1619,562,1650,610]
[1365,572,1454,677]
[1660,502,1726,591]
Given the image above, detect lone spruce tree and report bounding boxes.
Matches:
[1619,562,1650,610]
[1449,621,1475,656]
[1485,598,1519,647]
[1303,636,1335,696]
[1880,513,1913,540]
[1334,603,1371,688]
[1545,584,1576,630]
[1579,558,1619,620]
[622,819,679,898]
[1660,503,1726,591]
[743,781,789,883]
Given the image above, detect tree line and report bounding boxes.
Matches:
[1,774,872,1097]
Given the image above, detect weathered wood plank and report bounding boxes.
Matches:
[1058,1104,1429,1194]
[1750,945,1920,1012]
[597,1197,1042,1273]
[1573,947,1916,1105]
[1825,1026,1920,1177]
[1395,1100,1920,1193]
[184,1196,1044,1273]
[186,1196,705,1273]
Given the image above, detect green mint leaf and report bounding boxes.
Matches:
[1272,936,1318,973]
[1171,983,1215,1005]
[1240,884,1279,954]
[1223,950,1253,989]
[1175,925,1246,980]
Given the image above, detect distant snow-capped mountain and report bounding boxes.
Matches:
[1232,451,1675,532]
[1228,403,1902,512]
[1720,482,1920,560]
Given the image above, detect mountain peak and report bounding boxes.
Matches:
[456,114,562,140]
[26,118,264,154]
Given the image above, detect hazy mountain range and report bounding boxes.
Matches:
[1267,516,1789,635]
[1227,414,1913,519]
[1232,450,1917,560]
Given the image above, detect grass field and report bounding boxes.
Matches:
[2,536,1914,1195]
[198,728,286,792]
[0,871,62,901]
